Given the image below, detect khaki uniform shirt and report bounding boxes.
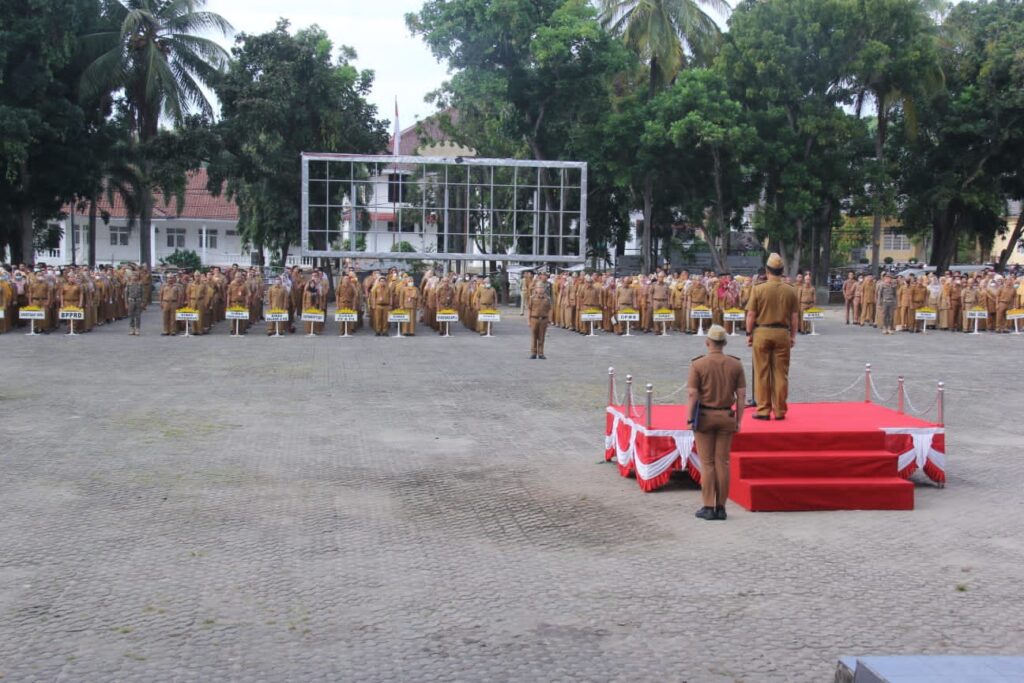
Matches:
[687,352,746,408]
[745,279,798,327]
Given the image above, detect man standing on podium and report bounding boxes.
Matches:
[745,253,799,421]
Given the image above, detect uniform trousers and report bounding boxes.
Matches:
[529,315,548,355]
[161,306,175,334]
[751,327,791,418]
[694,409,737,508]
[373,306,390,334]
[127,300,143,331]
[881,302,895,331]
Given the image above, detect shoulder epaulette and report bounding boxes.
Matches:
[728,354,742,361]
[691,355,704,362]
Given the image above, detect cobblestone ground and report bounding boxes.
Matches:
[1,305,1022,682]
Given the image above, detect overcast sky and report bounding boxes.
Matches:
[204,0,450,128]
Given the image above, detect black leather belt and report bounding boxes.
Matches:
[756,323,789,329]
[700,405,733,411]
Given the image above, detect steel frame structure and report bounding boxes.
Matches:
[300,153,587,263]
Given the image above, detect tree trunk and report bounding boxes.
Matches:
[930,206,958,274]
[709,149,728,274]
[870,103,888,278]
[139,186,153,266]
[280,242,290,267]
[19,206,34,267]
[816,200,834,287]
[996,211,1024,273]
[88,200,98,268]
[642,177,653,273]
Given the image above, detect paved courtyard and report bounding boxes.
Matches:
[1,305,1022,682]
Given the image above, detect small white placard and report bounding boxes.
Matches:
[581,312,604,322]
[226,310,249,320]
[967,310,988,320]
[723,312,745,322]
[478,313,501,323]
[19,308,46,321]
[915,311,937,321]
[617,311,639,322]
[388,312,411,323]
[436,312,459,323]
[301,311,325,322]
[175,310,200,322]
[59,309,84,320]
[335,312,358,322]
[266,312,289,322]
[802,311,825,321]
[689,309,712,319]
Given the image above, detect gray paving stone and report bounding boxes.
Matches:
[0,305,1022,681]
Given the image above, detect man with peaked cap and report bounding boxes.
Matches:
[266,275,290,335]
[159,273,182,336]
[745,253,798,420]
[687,324,746,521]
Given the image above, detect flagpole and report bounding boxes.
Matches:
[393,96,399,250]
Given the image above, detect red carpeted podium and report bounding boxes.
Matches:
[604,402,945,511]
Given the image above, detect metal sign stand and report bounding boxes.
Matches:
[340,321,351,338]
[26,319,38,336]
[661,321,668,336]
[231,319,241,338]
[484,321,493,337]
[273,321,283,337]
[588,320,596,337]
[809,319,819,336]
[392,320,403,338]
[624,320,632,337]
[66,319,77,336]
[970,316,981,335]
[183,319,192,337]
[696,317,705,336]
[443,321,451,337]
[1014,318,1021,335]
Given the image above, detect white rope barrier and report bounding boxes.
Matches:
[654,383,689,403]
[869,375,899,405]
[818,375,864,399]
[903,388,938,417]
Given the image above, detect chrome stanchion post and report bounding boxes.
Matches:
[625,375,634,417]
[608,367,616,406]
[645,383,653,429]
[937,381,945,427]
[864,363,872,403]
[897,375,905,414]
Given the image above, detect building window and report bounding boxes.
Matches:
[199,230,218,249]
[166,228,186,249]
[226,230,237,237]
[882,231,911,251]
[387,173,404,203]
[110,225,130,246]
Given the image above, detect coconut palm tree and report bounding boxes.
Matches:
[600,0,728,271]
[80,0,232,264]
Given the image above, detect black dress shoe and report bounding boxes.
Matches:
[695,506,716,520]
[715,506,727,520]
[538,355,546,359]
[752,414,771,420]
[530,354,537,359]
[774,415,786,421]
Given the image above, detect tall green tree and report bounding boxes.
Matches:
[894,0,1024,272]
[600,0,727,272]
[849,0,942,276]
[79,0,232,265]
[210,21,388,265]
[408,0,635,259]
[718,0,868,280]
[0,0,102,264]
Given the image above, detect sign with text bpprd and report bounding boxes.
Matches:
[616,308,639,322]
[59,307,85,320]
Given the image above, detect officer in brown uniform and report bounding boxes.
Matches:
[687,324,746,521]
[399,279,419,336]
[265,276,289,335]
[473,277,498,335]
[186,271,208,335]
[370,276,391,335]
[648,273,671,335]
[159,274,182,335]
[745,253,798,420]
[527,281,552,359]
[302,278,324,335]
[227,274,250,334]
[798,276,816,334]
[997,277,1016,332]
[335,274,359,335]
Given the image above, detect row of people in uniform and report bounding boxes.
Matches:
[514,270,821,335]
[841,271,1024,333]
[0,263,153,334]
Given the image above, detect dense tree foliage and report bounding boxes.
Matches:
[4,0,1024,275]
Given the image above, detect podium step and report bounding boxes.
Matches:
[735,450,898,479]
[732,476,914,511]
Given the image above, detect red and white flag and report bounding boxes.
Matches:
[393,97,400,156]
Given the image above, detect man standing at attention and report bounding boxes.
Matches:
[745,253,799,421]
[528,281,552,359]
[687,324,745,521]
[842,271,857,324]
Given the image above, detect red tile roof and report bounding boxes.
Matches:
[71,168,239,221]
[387,108,467,156]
